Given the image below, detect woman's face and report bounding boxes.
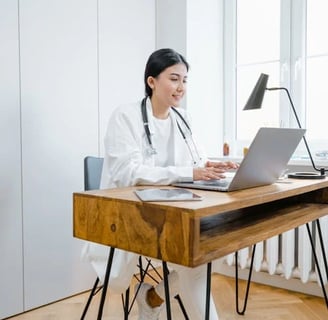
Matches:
[147,63,188,108]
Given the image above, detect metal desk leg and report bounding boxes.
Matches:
[235,244,256,315]
[306,222,328,308]
[175,294,189,319]
[80,277,101,320]
[123,287,130,320]
[127,258,154,313]
[315,220,328,283]
[205,262,212,320]
[162,261,172,320]
[97,247,115,320]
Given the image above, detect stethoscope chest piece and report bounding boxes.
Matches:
[147,146,157,156]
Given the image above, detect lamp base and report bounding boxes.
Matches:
[287,172,326,179]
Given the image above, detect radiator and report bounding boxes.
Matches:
[224,216,328,285]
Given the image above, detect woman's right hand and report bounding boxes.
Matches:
[193,167,227,181]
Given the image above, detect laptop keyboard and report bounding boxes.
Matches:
[195,179,230,187]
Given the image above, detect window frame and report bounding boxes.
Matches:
[222,0,312,158]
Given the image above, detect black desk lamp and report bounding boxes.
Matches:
[243,73,326,179]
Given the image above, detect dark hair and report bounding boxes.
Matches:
[144,48,189,97]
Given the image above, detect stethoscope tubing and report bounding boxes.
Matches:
[141,97,202,165]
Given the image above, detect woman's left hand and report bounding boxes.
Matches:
[205,160,239,170]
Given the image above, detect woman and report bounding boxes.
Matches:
[84,48,238,319]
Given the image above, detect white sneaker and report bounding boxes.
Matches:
[135,283,163,320]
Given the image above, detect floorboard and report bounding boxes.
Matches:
[7,274,327,320]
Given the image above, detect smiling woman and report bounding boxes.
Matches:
[81,48,238,320]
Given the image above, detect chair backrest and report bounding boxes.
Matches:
[84,156,104,191]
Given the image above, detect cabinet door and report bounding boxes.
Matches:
[1,0,155,315]
[19,0,155,311]
[0,0,24,318]
[19,0,99,309]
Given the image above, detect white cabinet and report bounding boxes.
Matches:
[0,0,154,318]
[19,0,99,309]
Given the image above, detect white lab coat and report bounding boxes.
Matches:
[82,98,219,319]
[101,98,206,189]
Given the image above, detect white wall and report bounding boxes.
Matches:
[156,0,224,157]
[186,0,224,157]
[0,0,155,318]
[98,0,155,152]
[156,0,187,54]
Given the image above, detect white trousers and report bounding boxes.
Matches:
[82,242,219,320]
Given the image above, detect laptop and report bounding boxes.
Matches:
[173,127,305,192]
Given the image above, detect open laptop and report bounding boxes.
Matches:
[173,127,305,192]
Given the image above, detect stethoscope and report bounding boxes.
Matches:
[141,97,202,166]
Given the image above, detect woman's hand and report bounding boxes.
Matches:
[193,161,239,181]
[205,160,239,170]
[193,167,226,181]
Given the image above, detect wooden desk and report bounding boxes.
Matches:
[73,178,328,318]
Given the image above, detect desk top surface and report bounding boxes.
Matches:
[73,178,328,266]
[75,178,328,218]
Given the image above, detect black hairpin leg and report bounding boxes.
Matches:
[306,221,328,308]
[162,261,211,320]
[235,244,256,315]
[205,262,212,320]
[123,287,130,320]
[175,294,189,319]
[124,257,153,317]
[97,247,115,320]
[315,220,328,283]
[162,261,172,320]
[126,258,189,319]
[142,259,189,318]
[80,277,101,319]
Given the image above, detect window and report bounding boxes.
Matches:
[306,0,328,144]
[223,0,328,158]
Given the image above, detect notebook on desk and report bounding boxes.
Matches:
[173,127,305,192]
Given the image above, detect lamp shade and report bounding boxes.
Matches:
[243,73,269,110]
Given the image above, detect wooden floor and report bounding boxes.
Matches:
[8,274,327,320]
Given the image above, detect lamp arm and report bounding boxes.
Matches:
[267,87,326,174]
